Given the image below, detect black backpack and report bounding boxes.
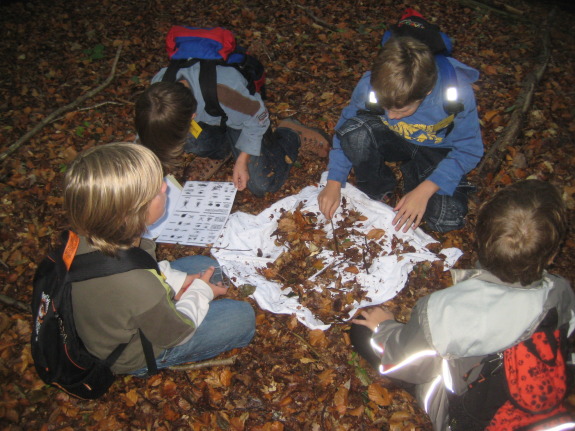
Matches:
[31,231,159,400]
[161,26,266,128]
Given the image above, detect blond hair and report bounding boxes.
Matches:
[63,142,164,255]
[476,180,567,286]
[370,36,437,109]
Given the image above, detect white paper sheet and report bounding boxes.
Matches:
[211,177,462,330]
[157,181,237,246]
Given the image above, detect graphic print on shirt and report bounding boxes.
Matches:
[382,119,446,144]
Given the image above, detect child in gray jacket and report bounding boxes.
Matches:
[351,179,575,430]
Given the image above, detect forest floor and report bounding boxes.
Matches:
[1,0,574,430]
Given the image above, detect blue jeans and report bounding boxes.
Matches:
[130,255,256,375]
[337,113,474,233]
[184,124,300,197]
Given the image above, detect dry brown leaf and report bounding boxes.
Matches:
[367,383,392,406]
[220,369,233,387]
[124,388,138,407]
[163,404,180,421]
[333,385,349,415]
[366,228,386,240]
[308,329,327,346]
[318,369,335,387]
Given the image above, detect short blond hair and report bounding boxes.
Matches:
[370,36,437,109]
[63,142,164,255]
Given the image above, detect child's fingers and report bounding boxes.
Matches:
[199,266,215,282]
[351,318,370,327]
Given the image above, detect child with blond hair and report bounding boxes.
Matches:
[63,142,255,375]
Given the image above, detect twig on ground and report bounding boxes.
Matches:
[168,356,237,370]
[288,1,339,32]
[458,0,528,19]
[0,294,29,313]
[278,320,330,363]
[477,8,553,178]
[0,44,123,164]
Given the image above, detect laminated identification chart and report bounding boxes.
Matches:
[157,181,237,246]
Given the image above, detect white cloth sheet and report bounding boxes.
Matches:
[211,178,461,330]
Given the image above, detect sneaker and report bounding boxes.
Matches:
[277,118,331,158]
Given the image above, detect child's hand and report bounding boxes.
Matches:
[351,306,395,332]
[175,267,228,300]
[318,180,342,219]
[233,153,250,191]
[199,266,228,298]
[393,180,438,232]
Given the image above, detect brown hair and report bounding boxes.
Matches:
[63,143,164,255]
[370,36,437,110]
[135,81,197,173]
[476,180,567,286]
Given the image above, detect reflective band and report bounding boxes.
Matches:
[424,375,443,413]
[381,349,437,374]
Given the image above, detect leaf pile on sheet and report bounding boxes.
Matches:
[256,198,431,324]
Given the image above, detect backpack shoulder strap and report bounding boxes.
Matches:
[68,246,159,282]
[199,60,228,128]
[161,59,200,83]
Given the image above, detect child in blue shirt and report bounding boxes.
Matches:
[318,36,483,233]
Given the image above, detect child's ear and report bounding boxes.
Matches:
[192,113,197,119]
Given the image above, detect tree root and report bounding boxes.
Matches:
[0,44,123,164]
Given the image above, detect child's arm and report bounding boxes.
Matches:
[318,180,343,220]
[174,267,227,330]
[233,152,250,191]
[157,260,187,295]
[392,180,440,232]
[360,298,443,385]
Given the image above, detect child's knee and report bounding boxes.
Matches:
[424,194,468,233]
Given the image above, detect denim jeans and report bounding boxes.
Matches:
[337,113,474,233]
[129,255,256,375]
[184,123,300,197]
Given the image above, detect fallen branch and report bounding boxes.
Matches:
[0,294,29,313]
[0,44,123,164]
[168,356,237,370]
[458,0,528,19]
[477,8,553,178]
[288,1,339,32]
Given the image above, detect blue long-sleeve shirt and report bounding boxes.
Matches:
[327,58,483,196]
